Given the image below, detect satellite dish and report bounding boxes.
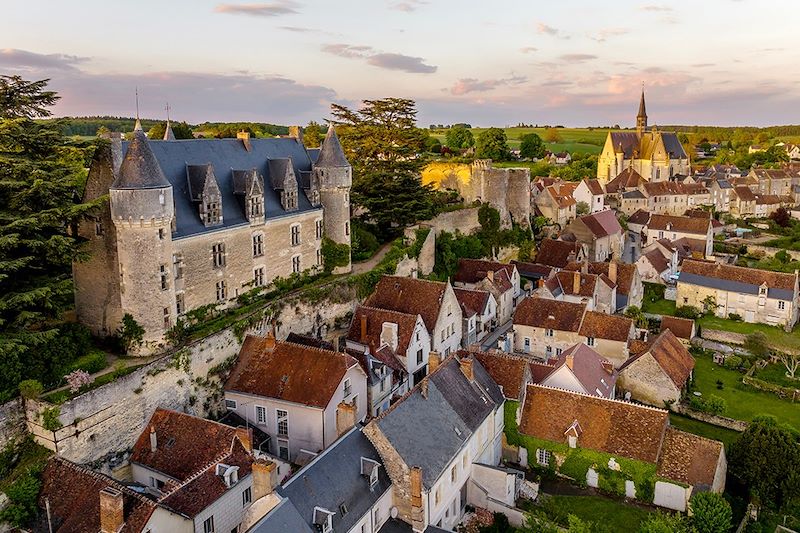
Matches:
[390,507,398,519]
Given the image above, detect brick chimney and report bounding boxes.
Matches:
[149,426,157,452]
[537,278,545,289]
[264,330,276,352]
[410,466,424,531]
[565,352,574,370]
[428,351,441,374]
[360,314,368,344]
[99,487,124,533]
[601,360,614,374]
[235,426,253,453]
[420,378,428,399]
[609,261,618,284]
[336,400,357,436]
[237,130,252,152]
[251,459,276,501]
[287,125,303,145]
[380,322,398,351]
[573,271,581,295]
[460,356,474,382]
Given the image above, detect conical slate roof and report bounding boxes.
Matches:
[315,125,350,168]
[112,129,171,189]
[637,90,647,119]
[163,120,176,141]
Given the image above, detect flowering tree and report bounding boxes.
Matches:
[66,370,94,393]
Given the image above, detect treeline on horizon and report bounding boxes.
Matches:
[40,116,289,138]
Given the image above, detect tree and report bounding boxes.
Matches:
[728,415,800,507]
[445,124,474,150]
[117,314,144,353]
[478,203,501,256]
[147,121,193,140]
[744,331,769,358]
[770,207,791,227]
[544,128,563,143]
[689,492,732,533]
[331,98,434,232]
[576,201,590,216]
[475,127,511,160]
[777,352,799,380]
[520,133,545,159]
[303,120,323,148]
[0,76,98,399]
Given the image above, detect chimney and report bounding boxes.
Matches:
[99,487,124,533]
[380,322,399,352]
[336,400,357,436]
[251,459,276,501]
[609,261,618,284]
[420,378,428,399]
[487,270,495,282]
[237,130,252,152]
[149,426,157,452]
[428,351,441,374]
[601,360,614,374]
[460,356,474,381]
[573,271,581,295]
[567,250,576,263]
[565,352,574,370]
[288,125,303,145]
[537,278,545,289]
[360,314,368,344]
[264,330,276,352]
[235,426,253,453]
[410,466,424,531]
[580,260,589,275]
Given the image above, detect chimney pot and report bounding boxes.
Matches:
[460,356,474,381]
[149,426,157,452]
[537,278,545,289]
[360,314,368,344]
[99,487,124,533]
[428,351,440,374]
[252,459,276,501]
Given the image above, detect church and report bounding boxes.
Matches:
[73,121,352,351]
[596,91,690,184]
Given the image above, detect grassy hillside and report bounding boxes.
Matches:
[431,126,616,155]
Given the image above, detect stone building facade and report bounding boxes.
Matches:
[73,123,351,348]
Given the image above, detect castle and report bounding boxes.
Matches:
[596,91,690,184]
[73,121,352,349]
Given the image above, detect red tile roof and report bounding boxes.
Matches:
[347,305,419,355]
[454,287,491,318]
[564,261,637,296]
[621,330,695,389]
[657,427,723,489]
[545,343,617,397]
[472,351,529,400]
[454,258,515,285]
[578,311,633,342]
[734,186,756,201]
[642,249,670,274]
[535,239,583,268]
[647,214,711,235]
[513,298,586,332]
[519,384,669,463]
[582,178,604,196]
[529,361,557,383]
[660,316,695,340]
[365,275,448,333]
[606,167,646,193]
[550,271,599,297]
[225,335,360,408]
[578,210,623,238]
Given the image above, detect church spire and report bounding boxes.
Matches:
[636,85,647,137]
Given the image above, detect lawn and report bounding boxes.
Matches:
[752,362,800,389]
[696,315,800,354]
[668,414,741,450]
[642,298,677,316]
[535,494,656,531]
[692,354,800,429]
[430,126,612,154]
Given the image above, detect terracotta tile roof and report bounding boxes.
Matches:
[564,261,637,296]
[553,270,598,297]
[131,409,240,481]
[578,210,623,238]
[454,259,516,286]
[681,258,796,291]
[285,332,334,350]
[755,193,782,205]
[225,335,359,408]
[606,167,645,193]
[472,351,529,400]
[535,239,583,268]
[578,311,633,342]
[752,168,791,180]
[642,249,670,274]
[734,186,756,201]
[583,178,604,195]
[643,181,686,197]
[39,457,157,533]
[513,297,586,332]
[519,384,669,463]
[546,343,617,397]
[672,237,707,256]
[490,267,514,293]
[347,305,419,355]
[657,427,723,489]
[365,275,448,333]
[627,339,649,356]
[647,214,711,235]
[621,330,694,389]
[454,287,491,318]
[660,316,695,340]
[627,209,651,225]
[529,361,557,383]
[546,185,577,208]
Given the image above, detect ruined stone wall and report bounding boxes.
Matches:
[505,168,532,227]
[425,207,481,236]
[0,399,25,449]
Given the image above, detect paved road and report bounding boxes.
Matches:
[481,320,513,351]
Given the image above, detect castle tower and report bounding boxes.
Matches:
[312,125,352,273]
[636,89,648,137]
[109,126,176,350]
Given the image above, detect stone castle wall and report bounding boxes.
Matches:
[0,399,25,449]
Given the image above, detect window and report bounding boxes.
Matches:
[545,329,554,337]
[175,293,185,315]
[249,196,262,218]
[435,486,441,505]
[462,452,468,469]
[450,465,457,483]
[417,349,423,365]
[160,264,168,290]
[173,253,183,280]
[242,486,252,506]
[379,376,386,393]
[212,243,226,268]
[205,202,220,225]
[316,219,324,240]
[277,409,288,437]
[149,476,165,490]
[290,224,301,246]
[373,507,381,531]
[254,267,265,287]
[203,516,215,533]
[343,378,352,397]
[536,449,551,466]
[278,439,289,460]
[255,406,267,425]
[587,336,595,346]
[523,337,531,351]
[158,228,165,240]
[779,300,786,310]
[216,280,227,301]
[225,399,237,410]
[316,249,322,267]
[95,219,103,236]
[252,234,264,257]
[163,307,170,329]
[556,347,562,356]
[345,221,350,236]
[292,255,301,274]
[546,345,552,355]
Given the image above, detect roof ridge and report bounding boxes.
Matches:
[357,305,420,321]
[152,407,239,434]
[51,456,158,507]
[526,383,669,414]
[158,448,234,500]
[666,426,723,448]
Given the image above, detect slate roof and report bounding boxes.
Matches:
[274,427,392,533]
[519,384,669,463]
[38,457,157,533]
[113,129,170,190]
[315,125,350,168]
[579,311,633,342]
[454,287,491,318]
[620,330,695,389]
[511,260,554,280]
[365,276,448,334]
[369,353,503,488]
[123,136,322,238]
[225,335,360,408]
[647,214,710,235]
[679,258,796,300]
[513,298,586,332]
[578,210,623,237]
[656,427,723,490]
[627,209,651,226]
[250,498,313,533]
[535,239,583,269]
[472,351,529,400]
[609,132,642,158]
[347,305,419,356]
[660,316,695,340]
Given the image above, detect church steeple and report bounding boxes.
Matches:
[636,87,647,137]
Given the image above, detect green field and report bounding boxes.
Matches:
[668,414,741,450]
[431,126,614,155]
[697,315,800,354]
[752,362,800,388]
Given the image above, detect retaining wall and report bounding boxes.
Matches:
[0,399,25,449]
[671,404,748,432]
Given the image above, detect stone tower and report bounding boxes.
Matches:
[109,122,176,350]
[636,89,648,137]
[313,125,352,273]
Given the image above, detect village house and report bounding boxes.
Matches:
[534,239,587,270]
[562,260,643,312]
[786,143,800,161]
[751,168,794,196]
[366,275,463,356]
[642,213,713,258]
[618,330,695,406]
[548,151,572,166]
[604,167,648,215]
[453,287,497,346]
[530,343,617,398]
[576,310,635,368]
[642,181,689,215]
[453,259,520,324]
[677,259,800,329]
[753,193,785,218]
[660,316,696,344]
[537,269,616,314]
[573,178,606,213]
[705,177,733,212]
[511,260,555,287]
[535,183,577,227]
[224,334,368,463]
[472,351,532,403]
[362,352,507,532]
[346,305,432,414]
[636,248,672,283]
[518,385,726,511]
[563,210,625,262]
[731,186,757,217]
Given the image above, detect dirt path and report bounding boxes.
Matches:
[350,242,394,274]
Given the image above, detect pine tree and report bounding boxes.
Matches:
[0,76,99,398]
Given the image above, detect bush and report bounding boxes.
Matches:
[639,511,691,533]
[41,407,62,432]
[117,313,145,352]
[728,313,742,322]
[690,394,727,415]
[744,332,769,358]
[351,222,380,261]
[675,306,702,319]
[0,464,44,527]
[321,236,351,273]
[67,350,107,375]
[723,355,742,370]
[18,380,43,400]
[689,492,732,533]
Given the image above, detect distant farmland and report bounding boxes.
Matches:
[430,127,622,155]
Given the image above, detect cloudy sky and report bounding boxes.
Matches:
[3,0,799,127]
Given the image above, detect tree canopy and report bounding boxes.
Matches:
[445,124,474,150]
[520,132,545,159]
[303,120,323,148]
[147,121,194,140]
[475,127,511,160]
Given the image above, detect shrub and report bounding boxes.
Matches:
[689,492,732,533]
[639,511,691,533]
[0,463,44,527]
[41,407,62,432]
[18,380,43,400]
[351,222,380,261]
[67,350,107,375]
[117,313,145,352]
[728,313,742,322]
[691,394,727,415]
[744,332,769,358]
[675,306,702,319]
[65,370,94,393]
[723,355,742,370]
[321,236,351,273]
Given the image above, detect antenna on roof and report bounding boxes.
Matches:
[165,102,171,123]
[134,87,142,132]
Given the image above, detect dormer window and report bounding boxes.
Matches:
[204,201,220,225]
[249,196,262,218]
[313,507,334,533]
[215,463,239,488]
[187,163,223,227]
[360,457,381,490]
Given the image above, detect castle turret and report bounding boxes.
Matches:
[313,125,352,273]
[636,89,647,137]
[109,128,176,351]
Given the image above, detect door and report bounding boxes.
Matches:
[745,310,755,323]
